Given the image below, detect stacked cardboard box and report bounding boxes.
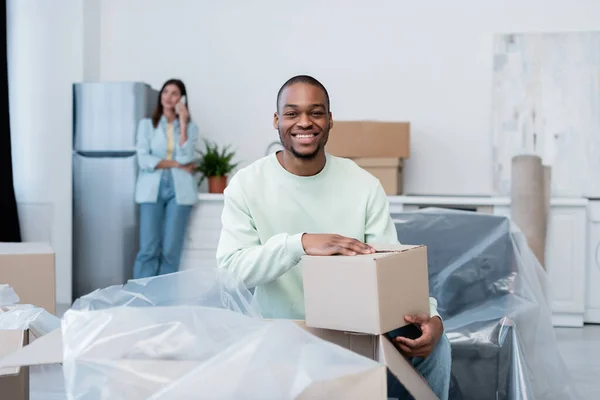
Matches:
[326,121,410,195]
[298,244,438,399]
[0,243,56,315]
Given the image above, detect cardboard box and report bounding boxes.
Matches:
[354,157,404,195]
[0,330,29,400]
[0,327,389,399]
[0,304,54,400]
[326,121,410,158]
[302,244,430,335]
[295,321,437,399]
[0,243,56,315]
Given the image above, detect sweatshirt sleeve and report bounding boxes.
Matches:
[364,180,400,245]
[216,175,306,288]
[429,297,441,320]
[364,180,442,321]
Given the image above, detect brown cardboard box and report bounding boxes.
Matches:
[0,329,29,400]
[295,321,437,399]
[326,121,410,158]
[0,243,56,315]
[354,157,404,195]
[0,302,54,400]
[0,327,389,399]
[302,244,430,335]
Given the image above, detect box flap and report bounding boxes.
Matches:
[291,322,437,399]
[377,336,438,400]
[372,244,423,253]
[297,366,387,399]
[0,328,62,369]
[301,244,424,261]
[293,321,377,359]
[0,330,27,377]
[74,359,385,399]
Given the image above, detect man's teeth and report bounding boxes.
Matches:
[295,134,315,139]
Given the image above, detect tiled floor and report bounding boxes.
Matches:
[555,325,600,399]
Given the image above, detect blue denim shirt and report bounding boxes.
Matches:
[135,116,199,205]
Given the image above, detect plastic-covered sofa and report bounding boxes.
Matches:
[393,208,579,400]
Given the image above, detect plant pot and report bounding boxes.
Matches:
[208,176,228,194]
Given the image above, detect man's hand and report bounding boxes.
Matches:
[392,314,444,358]
[301,234,376,256]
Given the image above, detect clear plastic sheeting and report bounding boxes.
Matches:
[0,284,61,336]
[0,284,66,399]
[0,284,20,306]
[0,304,61,336]
[30,365,67,400]
[72,266,261,317]
[60,306,383,399]
[392,208,580,400]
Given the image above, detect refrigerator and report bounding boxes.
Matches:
[72,82,158,300]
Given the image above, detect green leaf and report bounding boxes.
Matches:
[194,139,240,185]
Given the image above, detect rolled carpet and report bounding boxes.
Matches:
[510,155,549,268]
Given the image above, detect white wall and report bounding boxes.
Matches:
[97,0,600,196]
[7,0,600,305]
[7,0,84,305]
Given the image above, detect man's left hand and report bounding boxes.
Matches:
[392,314,444,358]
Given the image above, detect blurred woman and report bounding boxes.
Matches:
[133,78,199,278]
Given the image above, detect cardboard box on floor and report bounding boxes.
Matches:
[302,244,431,335]
[0,329,29,400]
[0,243,56,315]
[0,304,51,400]
[326,121,410,158]
[295,321,438,400]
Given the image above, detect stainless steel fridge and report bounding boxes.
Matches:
[72,82,158,299]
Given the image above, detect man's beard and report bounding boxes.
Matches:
[290,145,320,160]
[278,131,324,160]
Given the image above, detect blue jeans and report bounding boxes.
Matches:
[133,171,192,279]
[387,333,452,400]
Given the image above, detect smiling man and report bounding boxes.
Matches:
[216,75,452,399]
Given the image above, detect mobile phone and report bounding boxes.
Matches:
[386,323,423,341]
[175,95,187,115]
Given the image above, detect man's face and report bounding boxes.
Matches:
[273,83,332,160]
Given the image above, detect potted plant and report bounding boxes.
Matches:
[195,139,239,194]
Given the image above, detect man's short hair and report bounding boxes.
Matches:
[276,75,330,111]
